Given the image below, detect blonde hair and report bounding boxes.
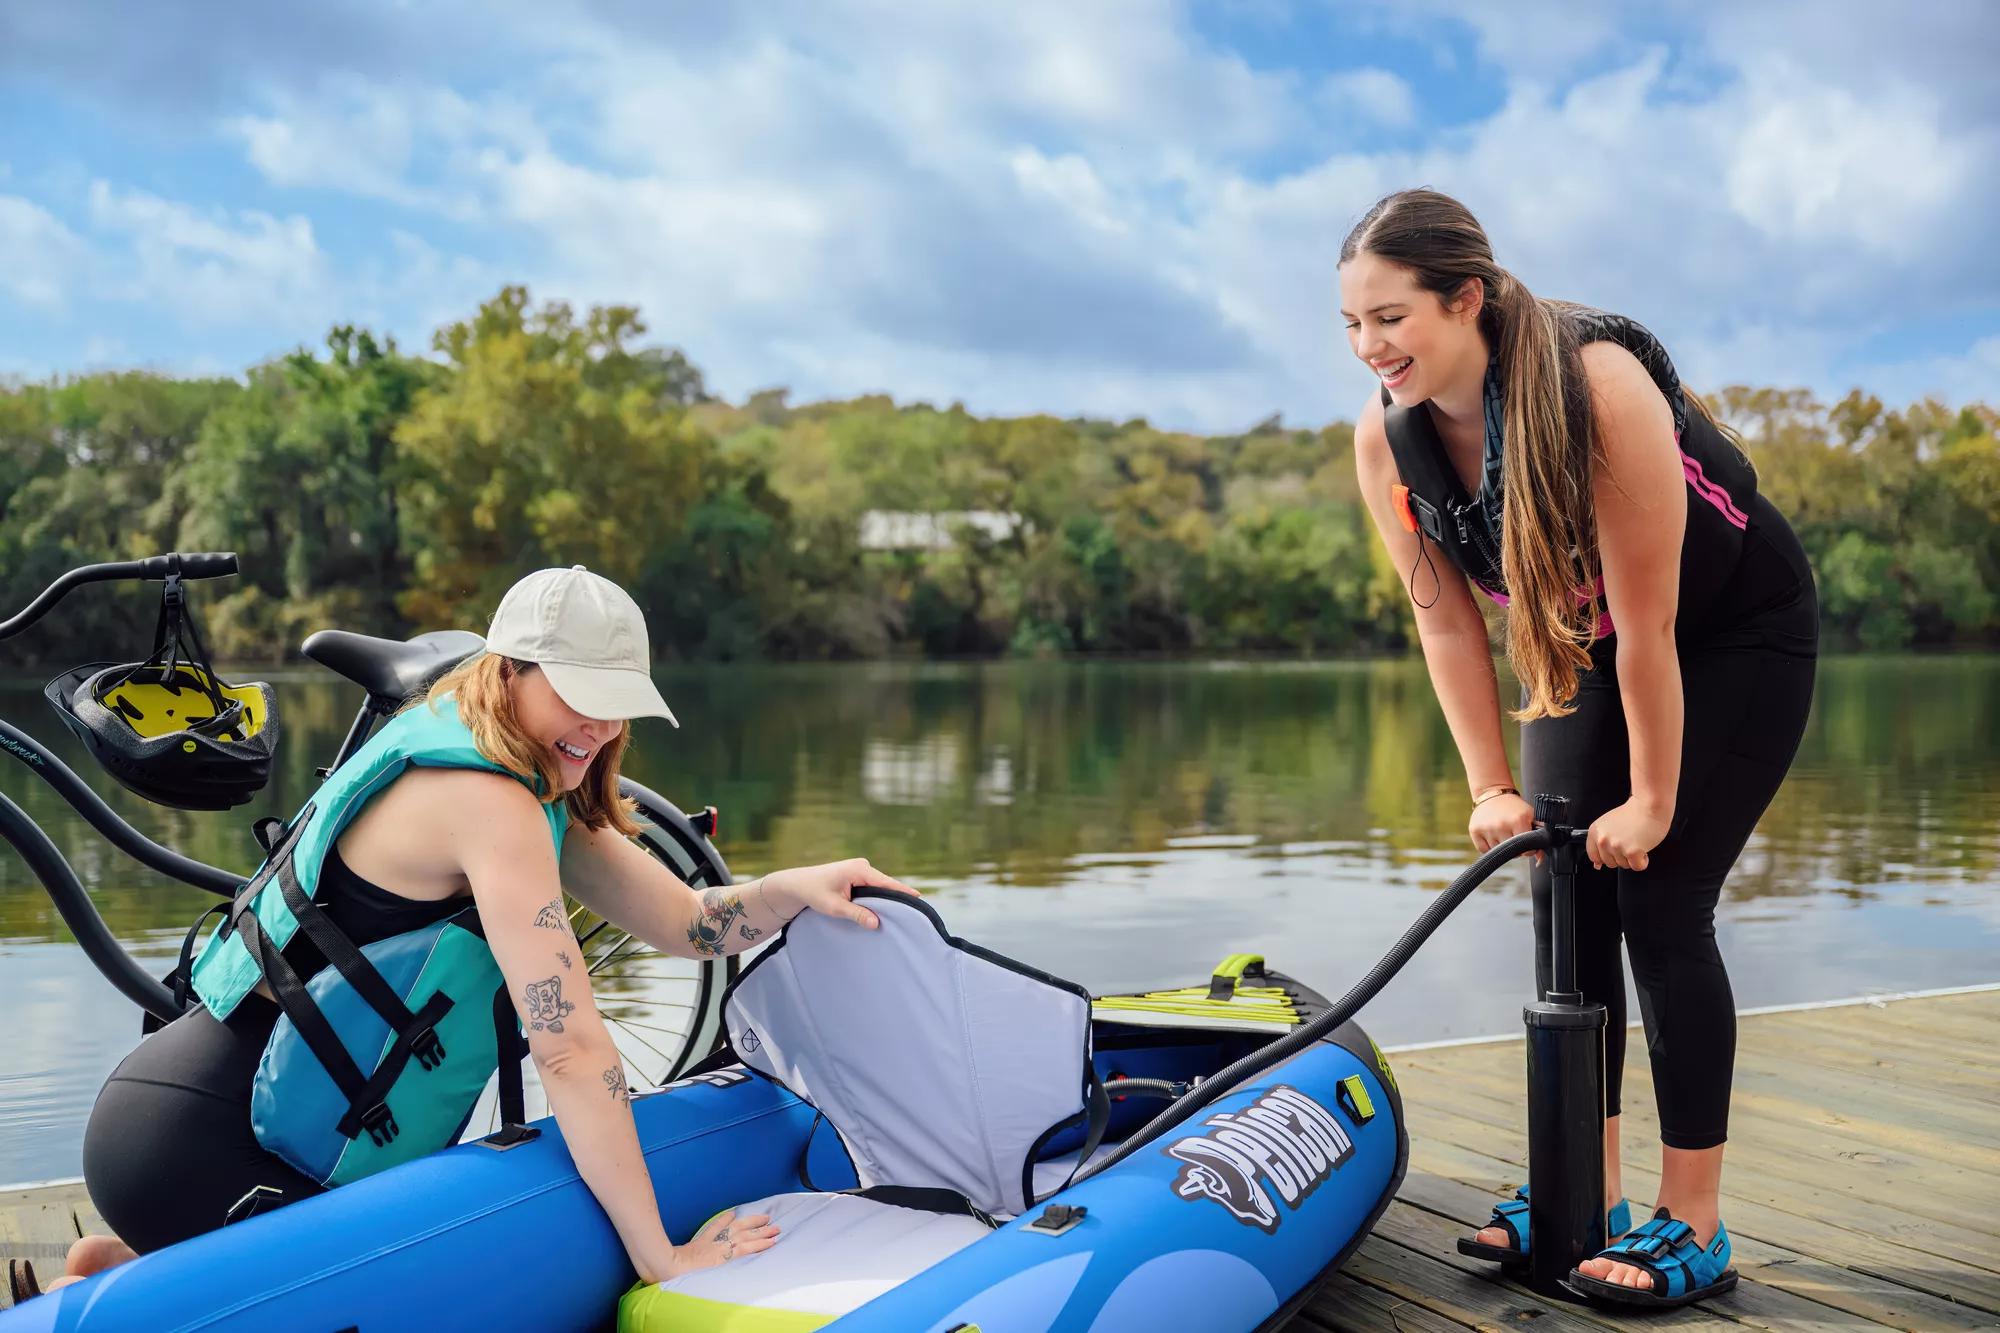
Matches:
[417,653,642,836]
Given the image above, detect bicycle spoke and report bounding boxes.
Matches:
[600,1015,704,1038]
[607,1022,682,1079]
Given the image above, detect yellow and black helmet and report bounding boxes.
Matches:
[43,570,278,810]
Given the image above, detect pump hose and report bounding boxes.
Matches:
[1076,824,1582,1181]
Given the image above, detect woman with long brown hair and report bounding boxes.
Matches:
[1340,189,1817,1308]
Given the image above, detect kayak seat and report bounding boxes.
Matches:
[621,892,1104,1331]
[618,1192,990,1331]
[301,629,486,706]
[718,891,1102,1221]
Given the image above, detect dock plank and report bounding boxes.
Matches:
[1304,989,2000,1329]
[1393,1050,2000,1242]
[0,1182,87,1267]
[1395,1091,2000,1306]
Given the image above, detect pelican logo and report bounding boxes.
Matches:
[1164,1085,1355,1234]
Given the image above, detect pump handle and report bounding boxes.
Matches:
[1534,792,1572,839]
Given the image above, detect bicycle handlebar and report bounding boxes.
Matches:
[144,552,239,580]
[0,552,239,642]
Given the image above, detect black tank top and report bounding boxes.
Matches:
[279,841,470,983]
[1385,308,1761,642]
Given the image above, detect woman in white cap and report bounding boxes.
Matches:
[49,566,912,1296]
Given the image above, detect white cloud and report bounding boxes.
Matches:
[0,195,87,308]
[1367,0,1628,85]
[80,334,127,365]
[1008,149,1129,236]
[1855,335,2000,412]
[223,77,540,218]
[8,1,1995,424]
[86,182,331,327]
[1186,43,2000,424]
[457,9,1992,425]
[1321,68,1417,129]
[1722,60,1977,259]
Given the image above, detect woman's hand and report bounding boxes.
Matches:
[1586,800,1671,872]
[1469,793,1537,858]
[765,858,918,929]
[637,1209,780,1284]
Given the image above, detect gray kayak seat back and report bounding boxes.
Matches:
[724,890,1103,1221]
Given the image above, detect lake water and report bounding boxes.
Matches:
[4,655,1997,1183]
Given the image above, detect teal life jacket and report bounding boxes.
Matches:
[189,696,568,1186]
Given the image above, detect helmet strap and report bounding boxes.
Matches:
[102,558,233,720]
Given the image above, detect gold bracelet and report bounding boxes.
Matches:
[1472,784,1520,807]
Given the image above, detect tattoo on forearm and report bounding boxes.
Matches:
[534,898,568,931]
[524,977,576,1032]
[604,1066,631,1102]
[557,949,572,970]
[687,887,746,955]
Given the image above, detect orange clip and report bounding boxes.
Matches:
[1390,484,1418,533]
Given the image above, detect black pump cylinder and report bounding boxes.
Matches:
[1523,794,1607,1299]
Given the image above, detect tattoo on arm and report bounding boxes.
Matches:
[604,1065,631,1103]
[557,949,572,970]
[687,886,746,956]
[534,898,569,931]
[523,976,577,1033]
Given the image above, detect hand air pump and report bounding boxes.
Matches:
[1522,792,1608,1299]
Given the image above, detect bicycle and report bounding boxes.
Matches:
[0,552,734,1140]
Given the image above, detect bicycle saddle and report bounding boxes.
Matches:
[301,629,486,706]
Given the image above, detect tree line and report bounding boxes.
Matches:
[2,286,1994,668]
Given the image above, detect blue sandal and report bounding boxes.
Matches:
[1456,1186,1632,1268]
[1563,1208,1737,1308]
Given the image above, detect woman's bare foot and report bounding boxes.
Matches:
[1468,1114,1625,1251]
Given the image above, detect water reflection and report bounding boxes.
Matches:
[2,654,1997,1181]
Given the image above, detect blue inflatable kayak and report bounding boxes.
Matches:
[4,895,1404,1332]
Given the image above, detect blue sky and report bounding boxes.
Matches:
[2,0,1995,432]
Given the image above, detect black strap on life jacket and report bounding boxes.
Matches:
[222,805,462,1148]
[478,984,541,1150]
[1380,385,1506,594]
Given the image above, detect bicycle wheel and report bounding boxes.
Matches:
[461,783,737,1139]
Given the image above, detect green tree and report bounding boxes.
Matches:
[170,328,433,655]
[394,287,716,630]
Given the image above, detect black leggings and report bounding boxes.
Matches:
[83,996,322,1253]
[1521,498,1818,1150]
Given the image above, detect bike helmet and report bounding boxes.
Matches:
[45,565,278,810]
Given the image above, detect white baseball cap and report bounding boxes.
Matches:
[486,566,678,726]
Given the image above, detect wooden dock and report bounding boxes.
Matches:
[1304,986,2000,1331]
[5,989,1995,1328]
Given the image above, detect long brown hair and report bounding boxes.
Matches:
[1343,187,1628,720]
[417,653,642,835]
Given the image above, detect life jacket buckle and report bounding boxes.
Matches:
[359,1101,399,1147]
[411,1025,446,1071]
